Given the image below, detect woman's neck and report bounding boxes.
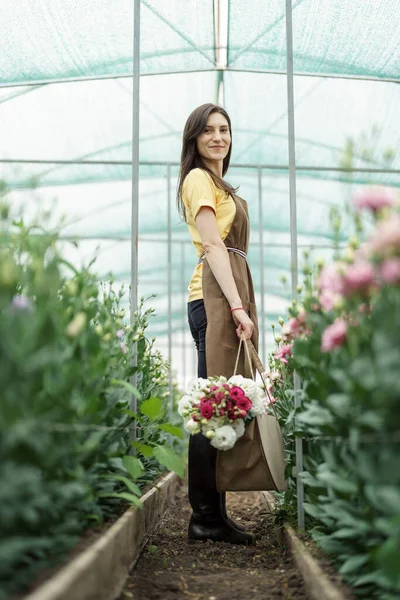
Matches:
[204,159,223,178]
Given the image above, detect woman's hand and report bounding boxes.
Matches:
[231,309,254,340]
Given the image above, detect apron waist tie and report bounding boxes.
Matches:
[198,247,247,265]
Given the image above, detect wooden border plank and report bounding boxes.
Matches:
[23,472,180,600]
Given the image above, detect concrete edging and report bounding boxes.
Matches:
[261,492,351,600]
[24,472,180,600]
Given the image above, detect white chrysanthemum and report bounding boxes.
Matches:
[184,418,201,434]
[210,425,237,451]
[178,395,193,417]
[231,419,245,439]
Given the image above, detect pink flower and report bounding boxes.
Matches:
[274,344,293,365]
[343,261,375,295]
[120,342,128,354]
[269,370,281,382]
[321,319,347,353]
[116,329,124,338]
[369,215,400,255]
[317,264,346,311]
[235,396,252,412]
[353,187,396,213]
[11,295,33,312]
[380,257,400,284]
[200,401,214,419]
[210,385,219,392]
[317,264,346,295]
[229,386,245,401]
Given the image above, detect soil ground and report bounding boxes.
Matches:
[120,484,308,600]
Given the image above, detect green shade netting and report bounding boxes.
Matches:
[228,0,400,79]
[0,0,215,84]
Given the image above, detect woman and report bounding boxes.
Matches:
[177,103,259,545]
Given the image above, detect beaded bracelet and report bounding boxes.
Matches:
[230,307,244,312]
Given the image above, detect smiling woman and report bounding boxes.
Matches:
[176,103,259,546]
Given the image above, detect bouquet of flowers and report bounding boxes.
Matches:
[178,375,269,451]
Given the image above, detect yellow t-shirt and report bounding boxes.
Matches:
[182,168,236,302]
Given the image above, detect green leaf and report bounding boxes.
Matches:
[100,492,142,508]
[112,476,142,497]
[123,455,144,480]
[140,397,164,421]
[375,537,400,585]
[111,379,141,399]
[131,441,154,457]
[122,408,142,421]
[339,554,369,575]
[153,445,185,478]
[157,423,183,439]
[303,502,323,519]
[317,471,358,494]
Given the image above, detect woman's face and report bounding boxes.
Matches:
[196,112,231,165]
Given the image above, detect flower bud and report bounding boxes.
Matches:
[205,430,215,439]
[274,334,282,343]
[315,257,325,269]
[65,279,78,296]
[348,235,360,250]
[103,332,111,342]
[296,284,302,294]
[278,316,284,326]
[66,312,87,338]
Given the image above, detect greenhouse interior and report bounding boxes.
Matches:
[1,1,400,599]
[2,0,399,385]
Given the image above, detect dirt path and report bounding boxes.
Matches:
[120,484,308,600]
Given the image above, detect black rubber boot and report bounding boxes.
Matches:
[220,492,247,532]
[187,433,254,545]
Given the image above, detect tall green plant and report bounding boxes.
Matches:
[267,188,400,599]
[0,198,184,599]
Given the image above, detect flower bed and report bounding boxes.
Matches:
[0,198,184,600]
[267,188,400,600]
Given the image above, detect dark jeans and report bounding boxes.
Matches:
[188,299,207,379]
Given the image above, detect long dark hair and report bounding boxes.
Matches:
[177,103,238,221]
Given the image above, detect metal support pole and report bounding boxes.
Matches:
[181,242,187,387]
[167,164,173,418]
[258,168,266,361]
[130,0,141,444]
[285,0,304,529]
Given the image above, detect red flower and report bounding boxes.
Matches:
[229,386,245,401]
[236,396,252,412]
[214,391,226,405]
[210,385,219,392]
[200,401,214,419]
[200,396,209,405]
[228,409,238,421]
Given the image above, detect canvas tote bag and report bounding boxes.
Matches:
[216,336,287,492]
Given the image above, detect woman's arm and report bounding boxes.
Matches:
[195,206,254,339]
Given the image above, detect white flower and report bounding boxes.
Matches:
[184,418,201,434]
[201,416,222,433]
[210,425,237,451]
[178,395,193,417]
[231,419,245,439]
[186,377,210,395]
[249,394,267,417]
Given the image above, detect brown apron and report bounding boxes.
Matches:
[202,194,259,379]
